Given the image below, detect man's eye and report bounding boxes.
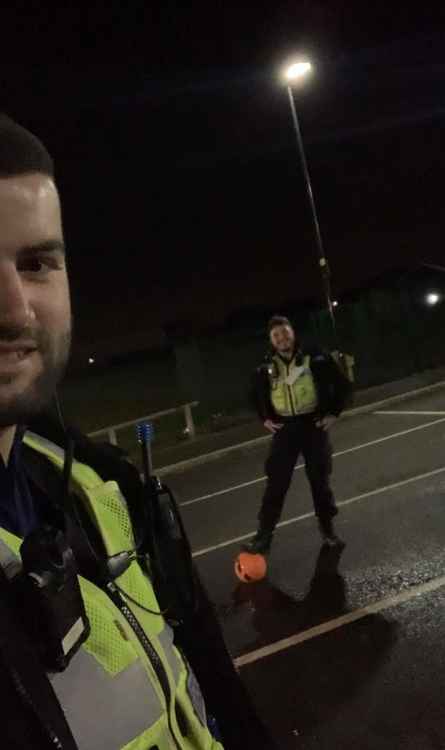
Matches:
[18,257,56,274]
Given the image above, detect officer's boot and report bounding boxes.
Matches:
[318,516,345,549]
[242,527,274,554]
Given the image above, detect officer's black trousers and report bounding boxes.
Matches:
[258,415,338,532]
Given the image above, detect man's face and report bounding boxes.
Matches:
[270,324,295,355]
[0,174,71,427]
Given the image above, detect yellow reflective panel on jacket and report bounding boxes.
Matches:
[0,432,223,750]
[269,354,318,416]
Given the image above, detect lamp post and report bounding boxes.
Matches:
[284,60,336,336]
[425,292,441,307]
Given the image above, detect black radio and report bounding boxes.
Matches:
[12,525,90,673]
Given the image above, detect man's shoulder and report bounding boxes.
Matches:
[303,344,330,364]
[26,416,134,480]
[254,352,273,372]
[25,417,146,536]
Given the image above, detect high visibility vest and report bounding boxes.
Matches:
[268,354,318,417]
[0,431,223,750]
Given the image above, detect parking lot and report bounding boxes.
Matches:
[164,385,445,748]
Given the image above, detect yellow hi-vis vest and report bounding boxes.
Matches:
[0,431,223,750]
[269,354,318,417]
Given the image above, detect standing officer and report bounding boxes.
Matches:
[0,114,276,750]
[245,315,352,554]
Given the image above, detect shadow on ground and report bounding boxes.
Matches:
[224,547,399,748]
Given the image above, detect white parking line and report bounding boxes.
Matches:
[376,410,445,416]
[191,464,445,558]
[157,380,445,476]
[235,573,445,668]
[182,416,445,507]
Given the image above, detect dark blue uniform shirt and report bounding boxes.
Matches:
[0,430,49,538]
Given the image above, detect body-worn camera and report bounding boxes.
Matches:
[12,526,90,672]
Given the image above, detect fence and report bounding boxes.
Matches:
[63,273,445,458]
[88,401,199,448]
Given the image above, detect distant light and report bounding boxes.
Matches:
[88,357,95,365]
[332,300,339,308]
[425,292,441,306]
[284,61,312,82]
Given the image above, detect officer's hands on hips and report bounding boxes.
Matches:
[316,415,337,431]
[264,419,283,434]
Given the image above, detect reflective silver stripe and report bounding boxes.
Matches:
[0,538,21,579]
[186,664,207,728]
[24,431,66,462]
[158,627,207,728]
[52,647,165,750]
[158,625,181,684]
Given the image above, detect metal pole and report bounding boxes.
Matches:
[184,404,196,439]
[108,428,118,446]
[287,85,336,335]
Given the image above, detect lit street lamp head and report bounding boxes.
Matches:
[284,60,313,83]
[425,292,441,306]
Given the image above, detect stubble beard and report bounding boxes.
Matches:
[0,328,71,428]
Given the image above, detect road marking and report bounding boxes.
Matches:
[376,410,445,416]
[191,464,445,558]
[182,416,445,507]
[235,573,445,668]
[343,379,445,417]
[181,473,268,506]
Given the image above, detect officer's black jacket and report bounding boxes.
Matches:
[252,346,353,422]
[0,416,277,750]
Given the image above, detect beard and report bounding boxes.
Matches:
[0,328,71,429]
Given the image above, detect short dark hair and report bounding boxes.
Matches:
[0,114,54,178]
[267,315,293,335]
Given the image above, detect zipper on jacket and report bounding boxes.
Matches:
[11,667,64,749]
[106,582,182,750]
[286,362,297,416]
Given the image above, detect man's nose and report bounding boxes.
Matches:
[0,265,34,332]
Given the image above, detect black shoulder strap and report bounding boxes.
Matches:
[21,444,107,583]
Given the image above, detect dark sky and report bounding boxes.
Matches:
[2,4,445,359]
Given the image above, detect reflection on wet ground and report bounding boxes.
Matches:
[221,546,348,655]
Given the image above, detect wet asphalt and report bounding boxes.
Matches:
[163,387,445,749]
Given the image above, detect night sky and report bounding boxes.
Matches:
[1,4,445,360]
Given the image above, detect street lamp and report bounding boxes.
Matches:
[425,292,441,306]
[283,59,336,334]
[285,61,313,82]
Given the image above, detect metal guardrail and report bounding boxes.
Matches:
[88,401,199,447]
